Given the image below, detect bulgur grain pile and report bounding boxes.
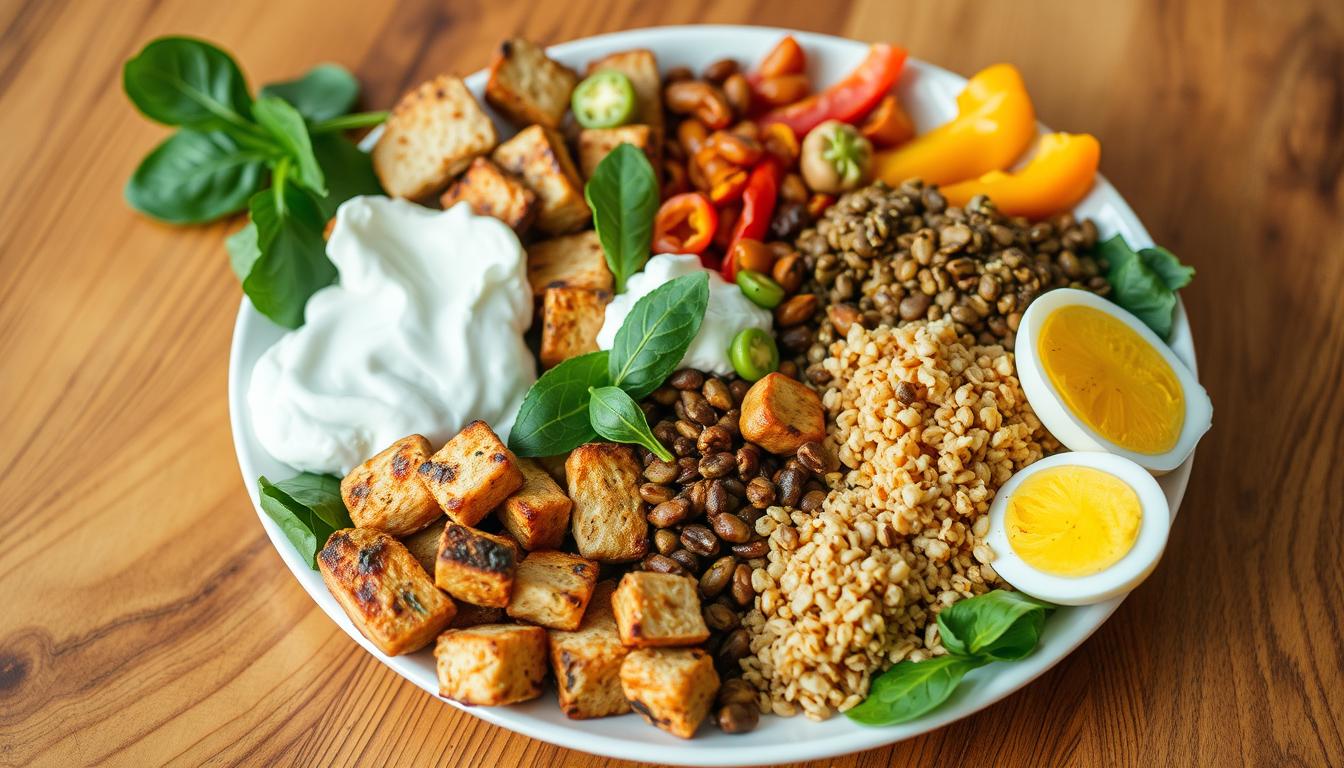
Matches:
[740,319,1055,719]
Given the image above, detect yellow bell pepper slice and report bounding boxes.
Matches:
[942,132,1100,219]
[872,63,1036,187]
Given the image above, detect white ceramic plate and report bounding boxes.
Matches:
[229,25,1197,766]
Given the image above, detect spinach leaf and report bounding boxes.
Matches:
[1101,235,1178,339]
[124,129,269,224]
[260,63,358,122]
[1139,245,1195,291]
[226,219,260,281]
[310,134,383,218]
[936,589,1054,661]
[608,272,710,399]
[258,473,349,569]
[584,143,658,293]
[240,183,334,328]
[252,96,326,196]
[588,386,674,461]
[846,655,987,726]
[122,37,258,137]
[509,351,611,457]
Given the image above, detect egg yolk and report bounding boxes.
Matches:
[1038,304,1184,455]
[1005,466,1141,577]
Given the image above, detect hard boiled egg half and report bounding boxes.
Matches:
[985,452,1170,605]
[1015,288,1212,474]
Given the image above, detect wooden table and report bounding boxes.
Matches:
[3,0,1341,765]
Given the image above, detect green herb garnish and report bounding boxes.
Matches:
[584,142,659,293]
[1098,235,1195,340]
[846,589,1055,726]
[257,473,351,569]
[588,386,675,461]
[509,351,612,458]
[608,271,711,399]
[123,36,386,328]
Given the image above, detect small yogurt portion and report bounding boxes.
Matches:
[596,254,772,376]
[248,197,536,475]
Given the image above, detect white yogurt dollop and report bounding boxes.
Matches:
[595,254,772,376]
[248,197,536,475]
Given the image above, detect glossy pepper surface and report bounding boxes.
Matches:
[941,132,1101,219]
[873,63,1036,187]
[722,162,780,281]
[652,192,718,255]
[758,44,907,138]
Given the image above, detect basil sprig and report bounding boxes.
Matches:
[584,143,658,293]
[257,473,351,569]
[122,36,387,328]
[846,589,1055,726]
[509,272,710,458]
[1098,235,1195,340]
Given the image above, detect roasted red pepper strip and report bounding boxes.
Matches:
[759,44,907,138]
[722,162,780,281]
[653,192,718,255]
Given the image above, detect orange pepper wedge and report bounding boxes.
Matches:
[941,133,1101,219]
[872,63,1036,187]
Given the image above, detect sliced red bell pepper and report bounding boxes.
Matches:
[759,44,907,138]
[722,161,780,281]
[653,192,718,255]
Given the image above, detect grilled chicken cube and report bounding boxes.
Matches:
[341,435,442,537]
[318,528,456,656]
[620,648,719,739]
[526,230,613,299]
[400,515,447,575]
[506,550,598,630]
[416,420,523,527]
[434,523,520,607]
[565,443,648,563]
[435,624,548,706]
[485,37,579,129]
[372,75,497,200]
[585,49,664,132]
[491,125,589,235]
[439,157,537,234]
[738,372,826,454]
[540,286,610,368]
[500,458,573,551]
[612,572,709,648]
[548,581,631,719]
[577,125,658,180]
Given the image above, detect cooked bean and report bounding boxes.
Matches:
[731,539,770,559]
[640,482,674,505]
[681,524,720,556]
[700,556,736,597]
[717,702,759,734]
[643,553,685,575]
[746,476,776,508]
[709,131,763,166]
[654,529,680,555]
[711,512,751,544]
[729,379,752,403]
[664,81,733,129]
[699,451,736,479]
[795,441,832,474]
[772,253,806,294]
[648,498,691,527]
[755,74,809,106]
[687,479,708,513]
[644,459,678,484]
[799,489,827,513]
[731,564,754,606]
[673,436,696,459]
[776,467,806,507]
[775,293,818,326]
[697,425,733,454]
[736,445,761,479]
[717,409,741,438]
[701,378,734,411]
[895,380,919,404]
[704,602,740,631]
[705,479,731,517]
[670,368,705,390]
[675,419,702,440]
[722,73,752,115]
[702,58,739,83]
[669,548,700,573]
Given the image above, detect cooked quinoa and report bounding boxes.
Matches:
[740,320,1056,719]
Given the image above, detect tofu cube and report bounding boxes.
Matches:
[435,523,519,607]
[500,458,573,550]
[536,453,569,485]
[439,157,537,233]
[373,75,497,200]
[318,528,456,656]
[612,572,709,648]
[435,624,548,706]
[586,50,664,132]
[506,550,598,630]
[739,372,827,454]
[485,38,579,129]
[620,648,720,739]
[548,581,630,719]
[526,230,613,299]
[540,286,611,368]
[449,602,507,629]
[565,443,648,563]
[491,125,589,235]
[416,421,524,526]
[400,515,447,576]
[578,125,659,180]
[342,435,442,537]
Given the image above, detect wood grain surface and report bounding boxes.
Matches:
[2,0,1341,765]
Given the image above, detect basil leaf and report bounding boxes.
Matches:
[310,134,383,219]
[1139,246,1195,291]
[936,589,1054,661]
[588,386,674,461]
[584,143,658,293]
[260,63,358,122]
[846,655,986,726]
[124,129,268,224]
[252,96,326,196]
[1100,235,1178,340]
[122,36,256,134]
[257,473,350,569]
[509,351,611,457]
[226,219,260,281]
[240,184,335,328]
[608,272,710,399]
